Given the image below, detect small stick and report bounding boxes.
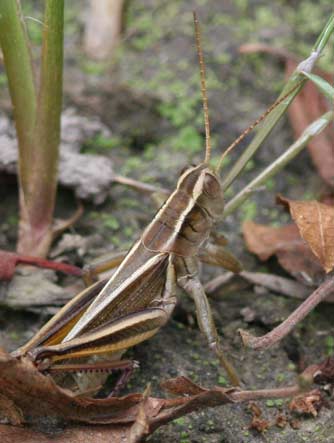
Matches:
[239,276,334,350]
[114,174,169,195]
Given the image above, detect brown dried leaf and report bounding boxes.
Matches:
[289,418,301,429]
[249,416,270,433]
[129,385,152,443]
[275,413,288,429]
[248,401,269,433]
[277,197,334,273]
[314,357,334,384]
[243,221,325,284]
[0,351,240,439]
[0,350,162,426]
[289,389,323,417]
[161,376,207,396]
[0,424,132,443]
[1,347,327,441]
[248,401,262,417]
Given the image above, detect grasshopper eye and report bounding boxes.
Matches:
[179,164,197,177]
[203,174,220,197]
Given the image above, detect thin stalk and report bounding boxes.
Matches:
[18,0,64,256]
[239,276,334,350]
[223,111,333,217]
[221,13,334,191]
[0,0,37,194]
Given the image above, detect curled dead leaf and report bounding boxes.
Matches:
[313,357,334,384]
[277,196,334,273]
[275,413,288,429]
[289,390,323,417]
[242,220,325,284]
[249,416,270,433]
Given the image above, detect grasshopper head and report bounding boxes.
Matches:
[177,164,224,220]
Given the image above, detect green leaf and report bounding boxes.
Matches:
[301,71,334,100]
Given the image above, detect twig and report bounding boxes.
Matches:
[239,276,334,350]
[205,271,311,299]
[114,174,169,195]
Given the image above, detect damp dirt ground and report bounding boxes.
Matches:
[0,1,333,442]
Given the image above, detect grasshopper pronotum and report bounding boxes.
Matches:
[13,13,298,391]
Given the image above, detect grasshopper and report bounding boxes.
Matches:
[12,13,295,391]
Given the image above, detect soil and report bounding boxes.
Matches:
[0,1,333,442]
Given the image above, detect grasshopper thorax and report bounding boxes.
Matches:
[142,163,223,256]
[177,163,224,219]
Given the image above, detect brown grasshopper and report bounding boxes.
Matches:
[12,13,296,391]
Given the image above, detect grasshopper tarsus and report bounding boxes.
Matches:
[109,366,135,398]
[46,359,139,375]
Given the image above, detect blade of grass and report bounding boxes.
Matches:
[0,0,37,193]
[301,71,334,100]
[18,0,64,256]
[221,13,334,191]
[224,111,333,217]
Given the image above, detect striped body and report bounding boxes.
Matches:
[143,164,224,255]
[16,163,225,366]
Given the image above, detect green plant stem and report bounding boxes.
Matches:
[18,0,64,256]
[0,0,64,256]
[221,13,334,191]
[0,0,37,193]
[224,111,333,217]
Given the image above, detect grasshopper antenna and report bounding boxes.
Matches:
[215,81,303,173]
[193,11,211,164]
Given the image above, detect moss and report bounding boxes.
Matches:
[218,374,228,386]
[276,373,286,383]
[82,134,122,153]
[266,399,275,407]
[241,200,257,220]
[81,60,109,76]
[325,335,334,356]
[6,214,18,226]
[174,417,186,426]
[265,178,275,191]
[169,126,203,153]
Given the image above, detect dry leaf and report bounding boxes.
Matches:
[277,196,334,273]
[0,424,132,443]
[249,416,270,433]
[289,390,323,417]
[239,44,334,187]
[289,418,301,429]
[313,357,334,384]
[0,350,162,426]
[275,413,288,429]
[0,349,327,441]
[243,221,325,284]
